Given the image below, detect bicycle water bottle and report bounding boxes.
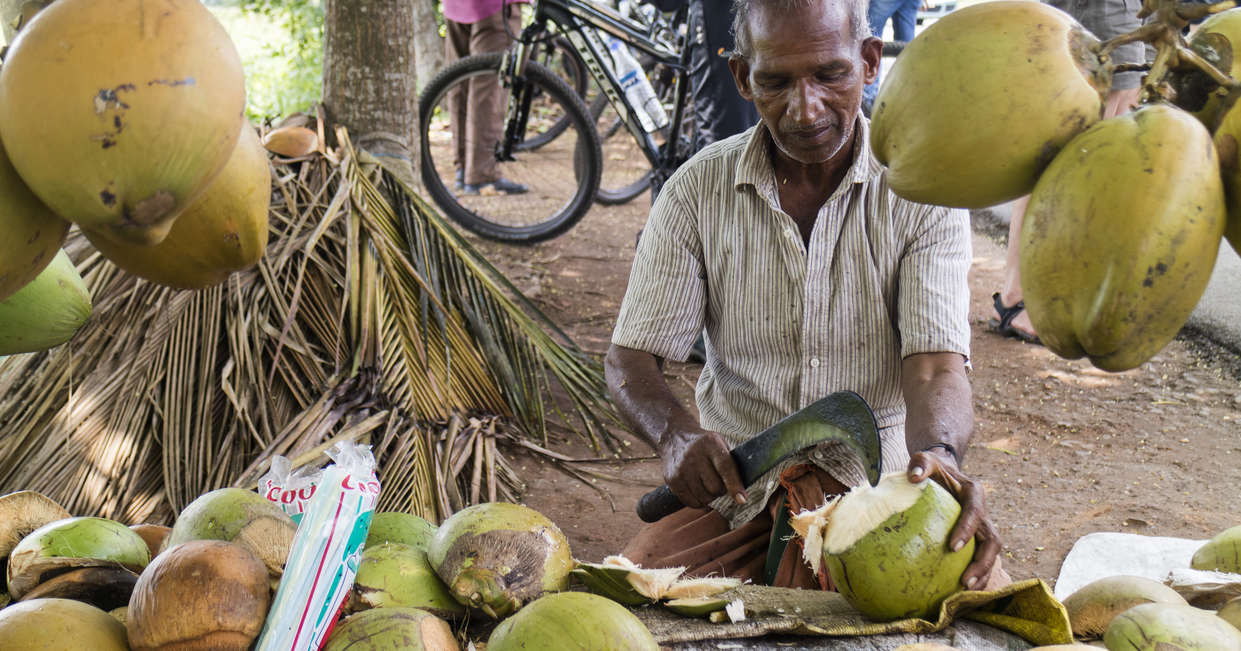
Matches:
[607,36,669,133]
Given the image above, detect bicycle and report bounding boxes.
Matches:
[418,0,693,243]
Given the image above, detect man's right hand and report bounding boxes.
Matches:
[660,428,747,508]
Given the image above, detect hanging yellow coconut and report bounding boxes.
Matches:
[1021,103,1226,372]
[0,249,92,355]
[870,1,1109,208]
[84,124,271,289]
[0,0,246,246]
[0,137,70,304]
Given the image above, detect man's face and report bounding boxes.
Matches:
[729,2,881,166]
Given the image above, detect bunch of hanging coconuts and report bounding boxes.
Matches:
[871,0,1241,373]
[0,0,277,358]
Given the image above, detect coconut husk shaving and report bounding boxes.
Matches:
[0,125,623,524]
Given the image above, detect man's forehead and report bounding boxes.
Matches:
[747,1,856,49]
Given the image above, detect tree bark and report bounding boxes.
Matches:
[322,0,418,183]
[411,0,444,92]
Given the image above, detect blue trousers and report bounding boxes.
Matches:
[863,0,921,108]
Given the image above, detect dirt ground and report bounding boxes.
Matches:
[466,189,1241,591]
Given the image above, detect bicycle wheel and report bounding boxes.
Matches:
[516,36,589,151]
[590,94,654,205]
[419,52,602,244]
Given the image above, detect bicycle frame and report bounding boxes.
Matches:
[499,0,691,176]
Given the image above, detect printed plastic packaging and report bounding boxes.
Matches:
[260,455,323,524]
[255,441,381,651]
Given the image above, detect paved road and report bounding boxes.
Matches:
[971,202,1241,355]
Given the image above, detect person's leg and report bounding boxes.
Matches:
[997,195,1037,341]
[444,19,473,186]
[463,7,519,186]
[688,0,758,152]
[863,0,901,112]
[891,0,921,42]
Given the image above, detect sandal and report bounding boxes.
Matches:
[988,292,1041,344]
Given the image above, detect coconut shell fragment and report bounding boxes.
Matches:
[1062,575,1187,638]
[263,125,319,158]
[18,565,139,612]
[127,540,271,651]
[0,490,71,577]
[427,502,573,619]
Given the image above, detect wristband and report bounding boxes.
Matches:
[920,442,960,465]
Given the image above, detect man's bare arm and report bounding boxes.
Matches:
[901,352,1000,589]
[605,344,745,507]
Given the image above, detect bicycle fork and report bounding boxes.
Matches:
[497,22,544,162]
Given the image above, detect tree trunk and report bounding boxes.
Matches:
[411,0,444,92]
[322,0,418,183]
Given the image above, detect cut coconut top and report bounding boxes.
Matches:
[661,577,743,600]
[823,472,926,555]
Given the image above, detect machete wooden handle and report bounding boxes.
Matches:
[636,484,683,523]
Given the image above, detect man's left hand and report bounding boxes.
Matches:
[906,448,1001,590]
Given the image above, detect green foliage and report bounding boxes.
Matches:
[209,0,324,121]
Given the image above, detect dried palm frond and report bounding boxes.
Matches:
[0,126,621,524]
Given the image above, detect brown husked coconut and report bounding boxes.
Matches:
[0,598,129,650]
[127,540,271,651]
[129,523,172,560]
[262,125,319,158]
[18,565,139,611]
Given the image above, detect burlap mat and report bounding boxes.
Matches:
[636,578,1072,647]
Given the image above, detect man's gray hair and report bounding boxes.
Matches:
[731,0,872,60]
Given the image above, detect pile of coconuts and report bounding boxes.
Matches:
[0,488,666,650]
[1049,523,1241,649]
[0,0,273,359]
[870,0,1241,374]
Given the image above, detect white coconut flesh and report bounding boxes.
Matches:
[792,472,929,575]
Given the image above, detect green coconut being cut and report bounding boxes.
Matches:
[796,472,974,622]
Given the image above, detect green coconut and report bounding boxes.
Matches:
[1191,525,1241,573]
[487,591,659,651]
[427,501,573,619]
[6,516,150,600]
[346,542,464,619]
[1022,103,1226,372]
[0,0,246,246]
[1103,603,1241,650]
[870,0,1108,208]
[0,249,91,355]
[322,607,459,651]
[1062,575,1187,638]
[0,137,68,304]
[1217,596,1241,631]
[0,598,130,650]
[817,472,974,622]
[164,487,296,580]
[366,511,437,552]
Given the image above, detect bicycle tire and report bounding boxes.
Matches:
[419,52,602,244]
[516,36,589,152]
[589,94,654,205]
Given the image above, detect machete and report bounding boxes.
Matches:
[635,390,882,523]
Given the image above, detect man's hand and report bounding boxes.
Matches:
[907,448,1001,590]
[660,428,747,508]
